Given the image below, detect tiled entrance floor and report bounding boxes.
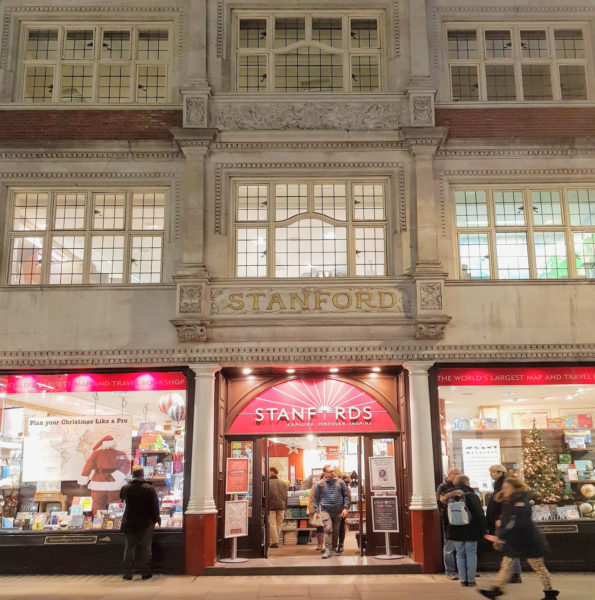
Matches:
[0,572,590,600]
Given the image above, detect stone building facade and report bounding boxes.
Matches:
[1,0,595,575]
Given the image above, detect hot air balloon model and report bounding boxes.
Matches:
[157,392,184,415]
[167,401,186,422]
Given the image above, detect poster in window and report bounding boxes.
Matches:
[371,495,399,533]
[369,456,397,491]
[224,499,249,538]
[269,456,289,482]
[461,438,501,492]
[226,457,250,495]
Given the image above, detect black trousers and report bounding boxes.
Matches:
[123,524,154,576]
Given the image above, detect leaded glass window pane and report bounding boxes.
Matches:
[238,185,268,221]
[60,64,93,103]
[13,193,48,231]
[353,184,385,220]
[10,237,43,284]
[49,236,85,284]
[485,30,512,59]
[130,236,162,283]
[90,235,125,283]
[534,231,568,279]
[101,31,131,60]
[496,232,530,278]
[559,65,587,100]
[93,193,126,229]
[531,191,563,225]
[574,232,595,277]
[313,18,342,48]
[132,192,165,230]
[136,65,166,103]
[351,55,379,91]
[458,233,490,279]
[25,29,58,60]
[448,30,477,59]
[494,191,525,225]
[238,55,267,92]
[522,64,552,100]
[555,30,584,59]
[314,184,347,220]
[274,18,305,48]
[486,64,516,101]
[24,66,54,103]
[236,228,267,277]
[568,189,595,226]
[451,65,479,101]
[355,227,385,276]
[239,19,267,49]
[455,190,488,227]
[137,30,168,61]
[275,184,308,221]
[275,47,343,92]
[520,30,548,58]
[350,19,378,49]
[98,64,131,103]
[63,30,94,60]
[54,193,86,229]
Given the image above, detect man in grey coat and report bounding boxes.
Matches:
[314,464,349,558]
[268,466,288,549]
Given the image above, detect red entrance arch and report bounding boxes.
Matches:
[228,377,398,435]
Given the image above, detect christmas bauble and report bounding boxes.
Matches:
[158,392,184,415]
[581,484,595,499]
[578,502,595,518]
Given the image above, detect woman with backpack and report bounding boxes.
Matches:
[480,477,558,600]
[440,473,487,587]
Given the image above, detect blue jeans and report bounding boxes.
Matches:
[443,538,457,575]
[453,540,478,583]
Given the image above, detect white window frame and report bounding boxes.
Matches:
[232,10,385,93]
[444,22,592,103]
[453,184,595,280]
[19,22,173,104]
[232,177,390,278]
[6,187,167,285]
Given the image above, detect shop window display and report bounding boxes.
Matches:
[0,371,186,532]
[438,367,595,522]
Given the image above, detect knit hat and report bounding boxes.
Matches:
[93,435,115,451]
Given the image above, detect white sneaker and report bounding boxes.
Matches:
[447,574,459,580]
[322,550,334,559]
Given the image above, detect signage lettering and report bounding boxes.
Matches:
[437,367,595,387]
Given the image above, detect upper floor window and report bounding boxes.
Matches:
[234,12,382,93]
[234,179,387,278]
[446,24,589,102]
[455,186,595,280]
[21,24,171,104]
[7,187,166,285]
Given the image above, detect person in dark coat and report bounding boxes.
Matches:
[486,464,522,583]
[268,466,288,549]
[436,467,460,579]
[480,477,558,600]
[120,467,161,580]
[440,474,487,587]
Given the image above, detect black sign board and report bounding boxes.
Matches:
[44,535,98,545]
[371,495,399,533]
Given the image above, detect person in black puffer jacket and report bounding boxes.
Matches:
[440,474,487,587]
[480,477,559,600]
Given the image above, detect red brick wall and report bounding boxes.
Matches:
[436,107,595,139]
[0,110,182,141]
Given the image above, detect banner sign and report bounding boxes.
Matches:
[437,367,595,386]
[224,500,249,538]
[461,438,501,492]
[228,378,397,434]
[371,496,399,533]
[0,372,186,395]
[369,456,397,492]
[226,458,250,495]
[23,415,132,482]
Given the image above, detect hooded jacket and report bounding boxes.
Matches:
[441,484,487,542]
[486,473,505,534]
[120,477,160,533]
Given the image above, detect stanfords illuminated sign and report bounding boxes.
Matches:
[228,378,397,435]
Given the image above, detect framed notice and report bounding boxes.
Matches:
[224,500,249,538]
[369,456,396,491]
[461,438,501,492]
[371,495,399,533]
[226,457,250,495]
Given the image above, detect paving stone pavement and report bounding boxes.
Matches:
[0,573,591,599]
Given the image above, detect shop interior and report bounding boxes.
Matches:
[0,375,186,532]
[439,381,595,520]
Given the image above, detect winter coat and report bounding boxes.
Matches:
[314,476,349,512]
[120,477,160,534]
[498,491,549,558]
[442,484,487,542]
[268,476,288,510]
[486,474,505,534]
[436,479,455,522]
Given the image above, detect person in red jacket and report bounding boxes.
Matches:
[77,435,130,511]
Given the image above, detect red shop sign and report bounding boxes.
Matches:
[0,372,187,394]
[437,367,595,386]
[226,458,250,495]
[228,377,397,435]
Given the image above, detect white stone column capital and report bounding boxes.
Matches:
[188,363,221,379]
[403,361,435,376]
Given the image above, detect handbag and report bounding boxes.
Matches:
[309,513,323,527]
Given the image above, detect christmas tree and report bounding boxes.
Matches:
[522,422,565,504]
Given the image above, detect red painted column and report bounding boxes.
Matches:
[185,513,217,575]
[410,509,442,573]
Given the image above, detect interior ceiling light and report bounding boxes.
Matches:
[372,367,381,372]
[242,368,252,375]
[286,368,295,374]
[329,367,339,373]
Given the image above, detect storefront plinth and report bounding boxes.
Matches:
[185,512,217,575]
[410,509,441,574]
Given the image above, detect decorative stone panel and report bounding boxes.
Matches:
[170,319,208,343]
[179,285,202,314]
[418,281,443,311]
[183,92,209,128]
[409,93,435,127]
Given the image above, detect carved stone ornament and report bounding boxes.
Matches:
[211,101,401,130]
[414,316,452,340]
[410,94,434,126]
[183,95,207,128]
[170,319,208,343]
[419,281,442,311]
[179,285,202,314]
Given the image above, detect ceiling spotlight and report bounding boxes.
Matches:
[329,367,339,373]
[242,368,252,375]
[286,368,295,374]
[247,375,255,381]
[369,373,378,379]
[372,367,381,372]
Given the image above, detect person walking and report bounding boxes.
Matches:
[336,474,352,553]
[486,464,522,583]
[120,466,161,581]
[440,474,486,587]
[307,472,325,551]
[436,466,460,579]
[480,477,559,600]
[268,466,288,549]
[314,464,349,559]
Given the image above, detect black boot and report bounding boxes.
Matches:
[479,588,503,599]
[542,591,559,600]
[509,573,522,583]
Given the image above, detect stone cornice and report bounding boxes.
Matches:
[2,342,595,369]
[0,150,183,160]
[436,147,595,159]
[211,141,408,152]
